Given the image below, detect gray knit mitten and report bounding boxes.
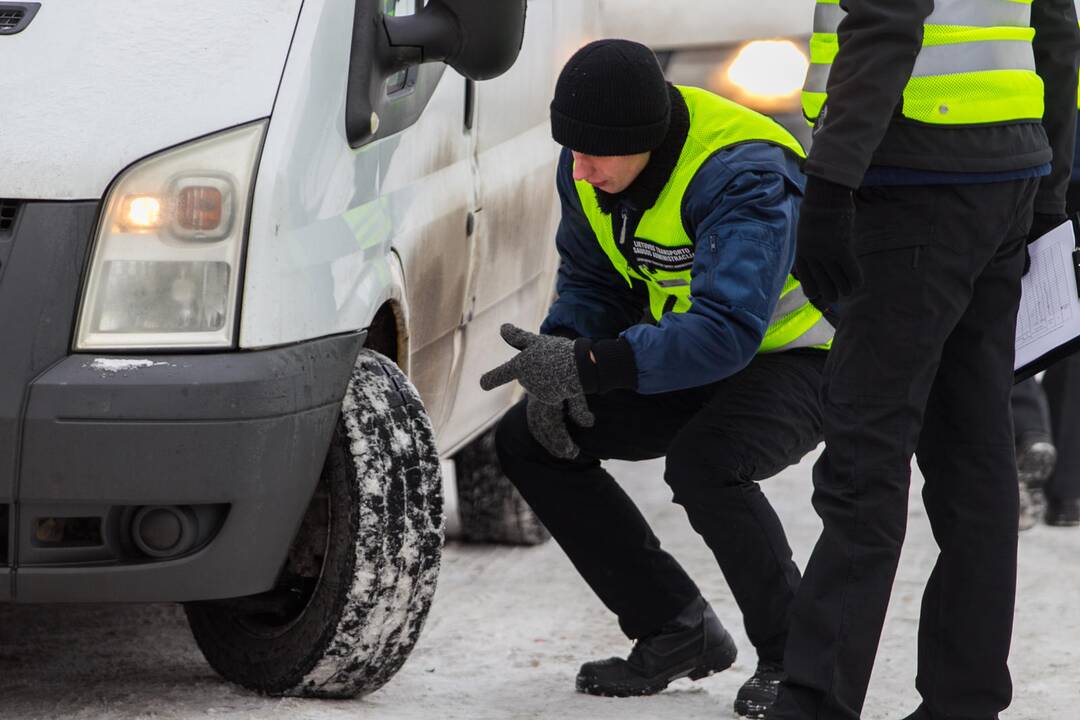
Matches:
[527,393,595,459]
[479,324,584,404]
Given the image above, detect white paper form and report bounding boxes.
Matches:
[1015,221,1080,371]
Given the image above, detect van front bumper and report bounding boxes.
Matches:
[10,334,363,603]
[9,333,362,603]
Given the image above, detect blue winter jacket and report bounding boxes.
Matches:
[541,143,806,394]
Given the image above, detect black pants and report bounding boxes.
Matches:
[495,350,826,663]
[773,180,1037,720]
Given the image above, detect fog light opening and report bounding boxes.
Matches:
[131,505,198,559]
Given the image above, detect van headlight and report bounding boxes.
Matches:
[75,121,266,351]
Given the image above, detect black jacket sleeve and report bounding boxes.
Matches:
[804,0,934,189]
[1032,0,1080,215]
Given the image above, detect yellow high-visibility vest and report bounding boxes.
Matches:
[574,86,833,353]
[803,0,1044,126]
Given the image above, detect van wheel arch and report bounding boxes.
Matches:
[364,301,407,368]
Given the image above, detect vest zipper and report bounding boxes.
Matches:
[614,205,639,271]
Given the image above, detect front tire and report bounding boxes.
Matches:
[185,349,443,698]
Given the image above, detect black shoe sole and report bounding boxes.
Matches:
[575,641,738,698]
[733,677,782,718]
[734,698,772,719]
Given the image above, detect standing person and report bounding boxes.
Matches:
[770,1,1080,719]
[479,40,833,718]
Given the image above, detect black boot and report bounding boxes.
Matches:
[575,596,737,697]
[1046,496,1080,527]
[733,661,784,718]
[1016,432,1056,489]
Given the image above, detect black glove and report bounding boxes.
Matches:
[479,324,584,404]
[1024,213,1069,276]
[526,393,595,459]
[794,176,862,303]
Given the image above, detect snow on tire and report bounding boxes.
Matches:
[453,426,551,546]
[185,349,443,698]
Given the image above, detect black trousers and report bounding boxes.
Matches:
[773,180,1037,720]
[495,350,826,663]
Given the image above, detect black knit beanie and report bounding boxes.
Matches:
[551,39,671,156]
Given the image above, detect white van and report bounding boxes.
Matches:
[0,0,596,698]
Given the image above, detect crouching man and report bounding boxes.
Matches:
[479,40,832,718]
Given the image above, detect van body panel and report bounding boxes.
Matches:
[239,0,476,446]
[438,0,567,445]
[240,0,596,454]
[0,0,301,200]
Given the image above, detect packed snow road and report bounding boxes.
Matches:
[2,451,1078,720]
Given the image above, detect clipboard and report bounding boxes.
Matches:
[1014,215,1080,382]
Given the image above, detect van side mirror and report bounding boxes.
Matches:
[346,0,528,148]
[384,0,527,81]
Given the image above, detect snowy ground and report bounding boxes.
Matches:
[2,449,1078,720]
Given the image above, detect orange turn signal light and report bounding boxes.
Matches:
[176,186,223,231]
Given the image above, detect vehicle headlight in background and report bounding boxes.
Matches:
[697,38,809,115]
[726,40,809,100]
[75,121,265,351]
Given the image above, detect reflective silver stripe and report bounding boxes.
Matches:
[811,0,1030,33]
[765,284,835,352]
[807,40,1034,91]
[911,39,1034,78]
[813,4,845,33]
[926,0,1031,28]
[771,285,812,321]
[767,316,835,353]
[803,62,831,94]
